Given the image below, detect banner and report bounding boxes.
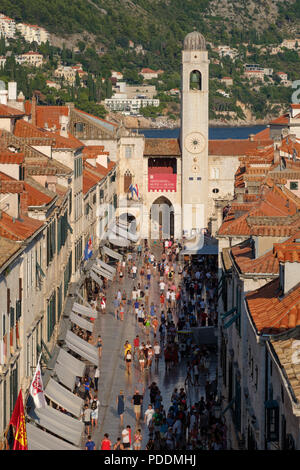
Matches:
[148,173,177,192]
[30,356,46,409]
[9,390,28,450]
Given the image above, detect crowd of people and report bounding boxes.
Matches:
[77,235,223,450]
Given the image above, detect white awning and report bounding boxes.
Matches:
[56,348,85,379]
[44,377,83,418]
[28,404,84,446]
[102,245,123,261]
[108,231,130,248]
[54,362,76,391]
[27,422,80,450]
[97,258,116,275]
[92,264,114,281]
[111,224,139,243]
[72,301,97,319]
[65,330,98,366]
[76,291,92,308]
[70,311,94,333]
[89,269,103,287]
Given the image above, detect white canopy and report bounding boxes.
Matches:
[70,311,94,333]
[54,362,76,391]
[27,422,80,450]
[28,404,84,446]
[44,377,83,418]
[65,330,98,366]
[108,231,130,248]
[97,258,116,275]
[102,245,123,261]
[111,224,139,243]
[56,347,86,378]
[72,301,97,319]
[92,264,114,281]
[89,269,103,287]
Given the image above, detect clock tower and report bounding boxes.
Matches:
[181,30,209,236]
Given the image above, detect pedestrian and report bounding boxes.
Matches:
[117,390,125,426]
[83,376,92,402]
[94,366,100,391]
[101,433,112,450]
[132,389,143,423]
[113,438,124,450]
[85,435,96,450]
[125,348,132,374]
[82,404,92,435]
[120,304,125,321]
[122,426,130,450]
[95,335,102,358]
[154,341,161,366]
[133,429,142,450]
[91,394,100,428]
[147,346,153,369]
[144,404,155,429]
[133,335,140,357]
[138,349,145,373]
[114,295,120,319]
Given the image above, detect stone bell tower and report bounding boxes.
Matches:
[181,30,209,236]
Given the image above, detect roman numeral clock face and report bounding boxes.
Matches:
[184,132,206,154]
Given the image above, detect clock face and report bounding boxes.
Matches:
[185,132,206,154]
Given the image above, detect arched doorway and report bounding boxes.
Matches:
[150,196,174,240]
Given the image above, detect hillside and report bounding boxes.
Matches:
[2,0,300,54]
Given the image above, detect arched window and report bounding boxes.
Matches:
[190,70,202,91]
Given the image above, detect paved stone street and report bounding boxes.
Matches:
[83,243,217,450]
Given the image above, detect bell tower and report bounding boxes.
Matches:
[181,30,209,236]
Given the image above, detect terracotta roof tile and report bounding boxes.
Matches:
[246,278,300,334]
[269,113,289,125]
[208,139,273,156]
[231,239,279,275]
[270,331,300,404]
[0,149,24,164]
[144,138,181,156]
[0,104,25,117]
[273,242,300,263]
[0,172,23,193]
[0,211,43,241]
[36,106,69,130]
[0,236,20,268]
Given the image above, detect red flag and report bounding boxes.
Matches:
[9,390,28,450]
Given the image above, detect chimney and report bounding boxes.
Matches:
[19,190,28,217]
[274,147,280,164]
[274,242,300,295]
[0,88,8,105]
[59,114,68,138]
[31,96,37,126]
[8,82,17,102]
[249,134,254,142]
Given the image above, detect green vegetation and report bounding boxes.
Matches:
[0,0,300,121]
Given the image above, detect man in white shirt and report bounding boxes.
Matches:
[144,404,155,428]
[121,427,130,450]
[159,281,165,293]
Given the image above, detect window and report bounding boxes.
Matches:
[211,167,220,179]
[190,70,202,91]
[125,146,133,158]
[290,181,298,190]
[266,403,279,442]
[212,188,219,194]
[47,291,56,341]
[93,193,96,205]
[47,219,56,266]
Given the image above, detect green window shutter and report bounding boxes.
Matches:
[16,300,21,320]
[10,306,15,328]
[224,311,241,329]
[221,306,237,320]
[57,217,61,252]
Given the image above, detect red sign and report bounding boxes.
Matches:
[148,174,177,192]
